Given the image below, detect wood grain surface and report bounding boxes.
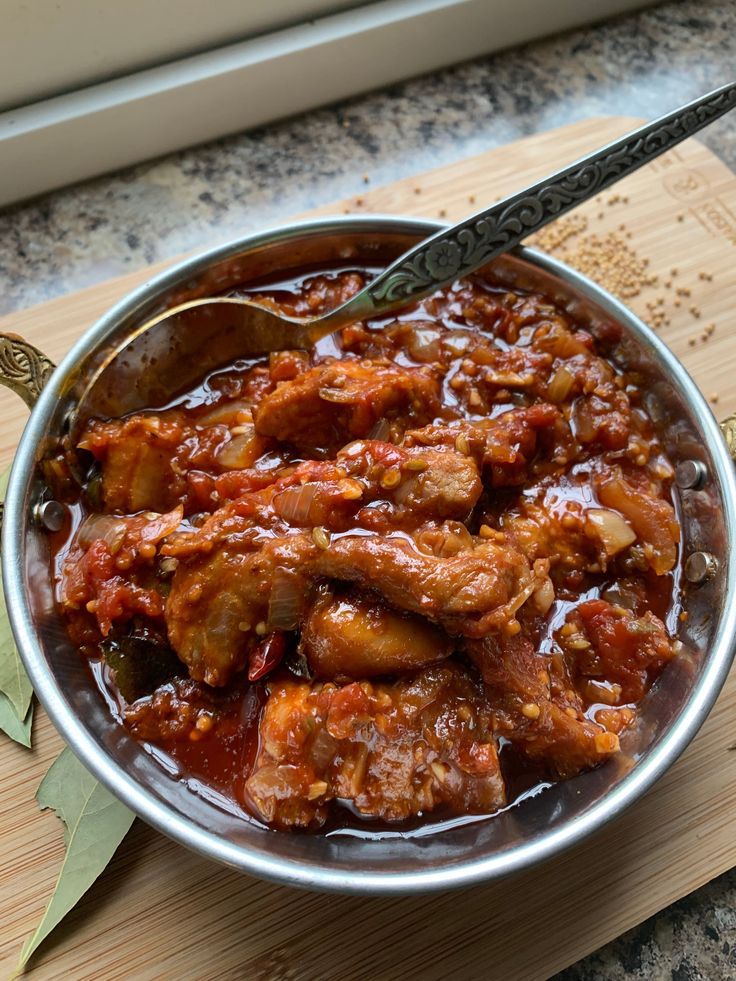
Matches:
[1,116,735,981]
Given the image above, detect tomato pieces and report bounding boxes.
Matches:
[569,599,677,703]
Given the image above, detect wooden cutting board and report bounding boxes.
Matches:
[1,117,736,981]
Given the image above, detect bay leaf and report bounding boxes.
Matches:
[16,747,135,973]
[0,576,33,721]
[0,690,32,747]
[0,466,33,720]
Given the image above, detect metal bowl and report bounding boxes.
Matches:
[3,215,735,894]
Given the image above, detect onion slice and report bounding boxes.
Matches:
[267,566,307,631]
[368,417,392,441]
[585,507,636,556]
[77,514,128,553]
[272,483,320,524]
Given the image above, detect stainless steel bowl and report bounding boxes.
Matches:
[3,215,736,894]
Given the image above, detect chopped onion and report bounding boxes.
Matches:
[267,567,306,631]
[77,514,128,552]
[215,430,260,470]
[571,398,597,443]
[532,578,556,615]
[139,505,185,545]
[443,331,471,356]
[368,417,391,441]
[585,508,636,556]
[197,399,251,427]
[547,366,574,403]
[273,483,320,524]
[309,727,339,768]
[406,327,442,363]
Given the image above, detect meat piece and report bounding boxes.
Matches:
[498,476,600,576]
[406,404,562,487]
[563,598,677,703]
[79,406,269,514]
[312,534,544,636]
[301,589,452,679]
[166,533,316,685]
[80,414,190,513]
[60,507,183,636]
[245,665,506,828]
[253,359,441,452]
[468,634,621,779]
[338,440,482,521]
[165,528,545,685]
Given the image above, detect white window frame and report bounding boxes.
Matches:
[0,0,651,206]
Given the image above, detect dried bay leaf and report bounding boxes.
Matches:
[0,690,32,747]
[16,748,135,973]
[0,466,34,737]
[0,575,33,722]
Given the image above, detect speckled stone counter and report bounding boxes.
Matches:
[1,0,735,976]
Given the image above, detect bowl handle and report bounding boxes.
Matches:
[720,415,736,461]
[0,332,55,409]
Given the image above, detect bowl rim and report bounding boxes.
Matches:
[4,213,736,895]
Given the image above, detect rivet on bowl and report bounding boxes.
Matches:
[34,500,66,532]
[684,551,718,584]
[675,460,706,490]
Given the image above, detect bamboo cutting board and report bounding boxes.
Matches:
[1,117,736,981]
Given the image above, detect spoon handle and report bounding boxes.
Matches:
[318,81,736,333]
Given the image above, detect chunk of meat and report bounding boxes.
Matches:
[165,529,545,685]
[499,480,598,573]
[468,634,622,779]
[338,440,482,521]
[313,534,544,636]
[253,359,441,452]
[60,507,183,635]
[80,414,189,512]
[301,589,452,679]
[166,533,316,685]
[563,598,677,703]
[80,407,269,514]
[405,404,562,487]
[245,665,506,828]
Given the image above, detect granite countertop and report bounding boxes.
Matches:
[1,0,735,976]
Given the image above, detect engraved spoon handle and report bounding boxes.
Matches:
[314,81,736,336]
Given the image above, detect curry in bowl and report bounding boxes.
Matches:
[48,262,681,832]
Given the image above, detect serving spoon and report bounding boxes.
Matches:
[71,81,736,439]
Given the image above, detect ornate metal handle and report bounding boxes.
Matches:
[720,415,736,461]
[0,333,55,528]
[320,80,736,329]
[0,332,55,409]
